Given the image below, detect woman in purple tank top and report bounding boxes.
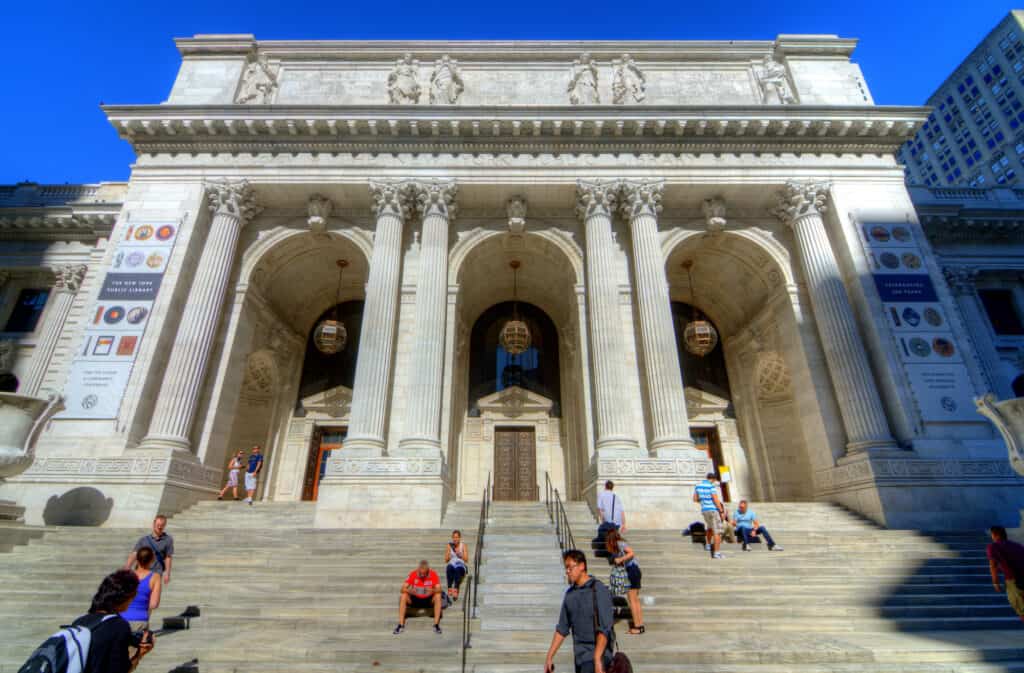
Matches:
[120,546,162,630]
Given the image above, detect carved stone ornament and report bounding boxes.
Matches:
[612,54,646,105]
[755,351,792,401]
[242,350,277,396]
[413,180,457,220]
[568,53,600,105]
[575,180,619,221]
[53,264,88,294]
[619,180,664,220]
[306,194,333,233]
[0,339,15,373]
[429,55,465,104]
[702,197,727,235]
[755,54,797,105]
[942,265,980,296]
[772,180,830,228]
[388,53,422,104]
[235,54,279,105]
[205,179,262,223]
[507,196,528,234]
[369,180,415,221]
[975,393,1024,477]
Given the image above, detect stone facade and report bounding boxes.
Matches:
[1,35,1021,530]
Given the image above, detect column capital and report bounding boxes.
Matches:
[205,179,262,224]
[772,180,831,228]
[942,264,980,296]
[619,180,664,220]
[53,264,87,294]
[411,179,457,220]
[369,180,416,221]
[575,179,620,221]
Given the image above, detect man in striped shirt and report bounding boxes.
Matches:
[693,472,726,559]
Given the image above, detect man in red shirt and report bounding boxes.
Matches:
[394,559,443,634]
[987,525,1024,622]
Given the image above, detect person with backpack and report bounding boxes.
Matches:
[125,514,174,586]
[120,547,162,630]
[19,569,154,673]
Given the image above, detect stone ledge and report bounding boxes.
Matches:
[13,455,221,490]
[814,455,1023,495]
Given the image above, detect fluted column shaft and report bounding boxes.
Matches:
[775,181,896,453]
[20,265,87,397]
[399,180,456,454]
[143,180,261,452]
[577,181,638,453]
[347,182,412,455]
[621,181,695,456]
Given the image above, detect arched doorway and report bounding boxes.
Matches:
[665,231,822,502]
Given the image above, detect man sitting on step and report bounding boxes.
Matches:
[733,500,784,552]
[394,559,443,635]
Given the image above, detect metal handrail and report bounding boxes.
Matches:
[544,472,576,554]
[461,472,490,673]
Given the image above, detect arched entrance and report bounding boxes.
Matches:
[665,230,823,502]
[448,229,586,502]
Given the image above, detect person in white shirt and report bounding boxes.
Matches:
[596,480,626,533]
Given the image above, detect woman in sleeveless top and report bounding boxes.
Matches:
[120,546,161,630]
[445,529,469,601]
[605,528,645,634]
[218,450,245,500]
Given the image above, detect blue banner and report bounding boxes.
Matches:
[873,274,938,303]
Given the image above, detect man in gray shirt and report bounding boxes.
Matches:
[125,514,174,585]
[545,549,615,673]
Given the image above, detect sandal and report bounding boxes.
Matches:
[628,625,645,635]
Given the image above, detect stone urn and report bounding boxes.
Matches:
[0,392,64,485]
[976,394,1024,477]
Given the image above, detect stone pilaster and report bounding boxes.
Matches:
[773,180,897,453]
[141,179,261,452]
[20,264,87,397]
[576,180,639,454]
[620,180,695,456]
[943,265,1008,398]
[398,180,456,455]
[346,181,413,455]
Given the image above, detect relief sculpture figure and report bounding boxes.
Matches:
[388,53,422,104]
[755,54,797,104]
[235,54,279,105]
[612,53,646,104]
[429,55,465,104]
[568,52,600,105]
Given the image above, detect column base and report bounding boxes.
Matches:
[341,436,386,458]
[314,454,447,528]
[648,437,699,459]
[844,438,902,455]
[396,436,442,457]
[595,435,640,454]
[136,434,194,454]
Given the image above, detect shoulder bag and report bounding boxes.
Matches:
[591,582,633,673]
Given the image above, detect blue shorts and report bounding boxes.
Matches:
[626,564,642,590]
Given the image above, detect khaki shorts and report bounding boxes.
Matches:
[1008,579,1024,617]
[702,510,724,535]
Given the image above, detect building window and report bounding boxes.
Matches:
[978,288,1024,335]
[4,288,50,333]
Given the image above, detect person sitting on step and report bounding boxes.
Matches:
[394,559,443,635]
[445,529,469,602]
[733,500,784,552]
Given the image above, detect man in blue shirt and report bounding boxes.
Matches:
[693,472,726,559]
[244,445,264,505]
[733,500,783,552]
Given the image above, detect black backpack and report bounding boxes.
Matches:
[18,614,115,673]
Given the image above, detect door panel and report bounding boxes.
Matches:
[302,427,345,501]
[493,428,537,501]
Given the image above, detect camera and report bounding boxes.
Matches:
[130,629,153,648]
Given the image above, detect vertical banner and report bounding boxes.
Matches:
[60,222,180,419]
[858,223,977,422]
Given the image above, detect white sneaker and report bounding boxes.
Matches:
[770,545,784,551]
[712,552,724,559]
[704,543,711,551]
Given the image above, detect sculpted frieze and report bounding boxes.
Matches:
[236,54,279,105]
[612,54,646,105]
[388,54,422,104]
[754,54,797,105]
[429,55,464,104]
[568,53,600,105]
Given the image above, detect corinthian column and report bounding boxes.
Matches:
[346,181,413,455]
[577,180,638,454]
[773,181,896,453]
[398,180,456,455]
[142,180,261,452]
[20,264,87,397]
[620,180,695,456]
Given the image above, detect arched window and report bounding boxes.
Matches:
[468,301,560,416]
[294,301,364,411]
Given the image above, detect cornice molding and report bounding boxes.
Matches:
[0,210,117,241]
[104,104,927,156]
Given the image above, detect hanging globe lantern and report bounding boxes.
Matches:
[681,259,718,357]
[499,260,532,355]
[683,319,718,356]
[314,259,349,355]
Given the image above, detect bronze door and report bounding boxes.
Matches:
[302,427,345,501]
[492,428,538,501]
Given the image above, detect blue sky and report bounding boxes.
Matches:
[0,0,1013,184]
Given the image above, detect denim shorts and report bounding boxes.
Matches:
[626,564,642,590]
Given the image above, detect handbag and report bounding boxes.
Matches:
[609,563,629,597]
[591,582,634,673]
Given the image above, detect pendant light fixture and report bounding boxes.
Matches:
[499,260,531,355]
[313,259,349,354]
[681,259,718,357]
